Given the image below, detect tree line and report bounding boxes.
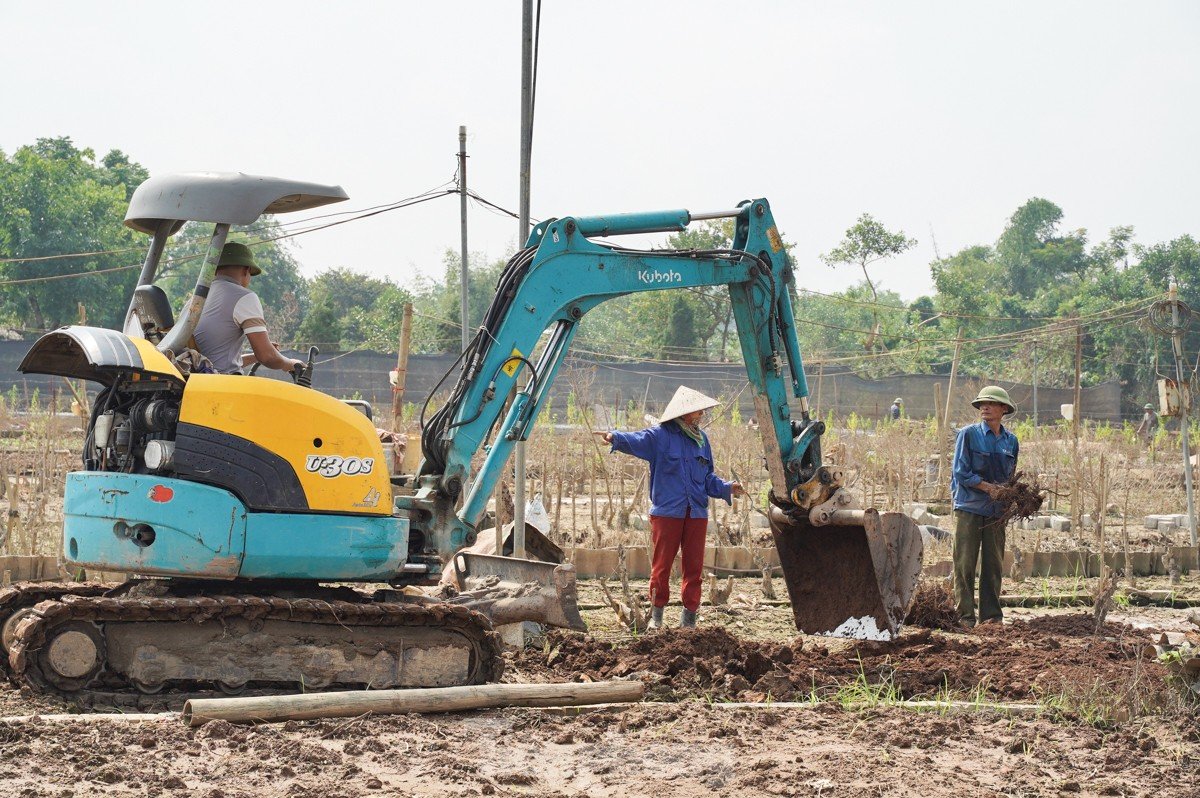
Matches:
[2,138,1198,406]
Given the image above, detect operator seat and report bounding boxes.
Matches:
[130,284,175,342]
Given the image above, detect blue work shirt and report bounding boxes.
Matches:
[951,421,1019,518]
[610,423,733,519]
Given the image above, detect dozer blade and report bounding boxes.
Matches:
[451,552,587,631]
[769,506,923,640]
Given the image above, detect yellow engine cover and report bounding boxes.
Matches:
[178,375,391,515]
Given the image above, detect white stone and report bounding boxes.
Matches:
[903,503,933,525]
[495,621,542,649]
[1050,516,1072,532]
[828,616,892,641]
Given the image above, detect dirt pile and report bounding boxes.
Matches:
[517,615,1169,708]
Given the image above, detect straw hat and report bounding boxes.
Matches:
[893,397,903,404]
[655,385,720,424]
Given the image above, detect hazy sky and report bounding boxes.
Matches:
[4,1,1198,301]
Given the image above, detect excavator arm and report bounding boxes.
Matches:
[406,199,923,638]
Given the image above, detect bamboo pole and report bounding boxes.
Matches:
[183,680,644,727]
[942,326,964,435]
[934,381,946,497]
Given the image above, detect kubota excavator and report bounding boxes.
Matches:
[3,172,923,699]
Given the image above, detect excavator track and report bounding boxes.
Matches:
[0,583,113,676]
[7,589,503,699]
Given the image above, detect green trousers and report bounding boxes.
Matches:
[953,510,1006,624]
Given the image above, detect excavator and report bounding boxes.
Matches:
[3,172,923,698]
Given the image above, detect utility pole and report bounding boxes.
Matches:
[512,0,535,559]
[1168,283,1198,546]
[458,126,470,354]
[1072,320,1083,535]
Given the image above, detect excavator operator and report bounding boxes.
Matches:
[192,242,304,375]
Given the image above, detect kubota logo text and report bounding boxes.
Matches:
[637,269,682,285]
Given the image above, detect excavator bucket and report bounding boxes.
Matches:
[450,552,587,631]
[769,506,923,640]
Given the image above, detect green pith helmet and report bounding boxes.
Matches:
[1145,403,1155,410]
[971,385,1016,415]
[217,242,261,276]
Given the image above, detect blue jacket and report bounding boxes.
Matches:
[951,421,1019,517]
[610,423,733,518]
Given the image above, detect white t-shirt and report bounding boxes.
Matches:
[193,276,269,373]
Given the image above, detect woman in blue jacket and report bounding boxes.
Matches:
[594,386,744,629]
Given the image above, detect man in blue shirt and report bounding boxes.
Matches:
[594,386,744,630]
[951,385,1019,627]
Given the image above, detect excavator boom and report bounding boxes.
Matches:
[408,198,923,638]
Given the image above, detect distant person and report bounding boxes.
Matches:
[1136,403,1159,446]
[950,386,1019,628]
[593,386,745,630]
[889,397,903,421]
[193,242,303,375]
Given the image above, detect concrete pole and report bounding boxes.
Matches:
[512,0,535,559]
[1169,282,1198,546]
[458,126,470,354]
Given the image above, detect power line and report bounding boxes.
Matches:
[0,263,140,286]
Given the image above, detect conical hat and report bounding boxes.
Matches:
[657,386,719,424]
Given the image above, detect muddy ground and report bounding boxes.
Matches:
[2,601,1199,797]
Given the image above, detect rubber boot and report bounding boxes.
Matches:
[680,608,697,628]
[647,605,664,631]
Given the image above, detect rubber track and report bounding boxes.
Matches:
[0,583,112,677]
[8,593,504,697]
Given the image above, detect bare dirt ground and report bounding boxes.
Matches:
[2,602,1198,797]
[1,700,1197,798]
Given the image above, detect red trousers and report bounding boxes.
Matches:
[649,510,707,612]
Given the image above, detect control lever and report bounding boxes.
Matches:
[295,346,319,388]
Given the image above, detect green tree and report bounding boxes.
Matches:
[0,137,147,330]
[995,198,1089,297]
[821,214,917,353]
[295,267,397,348]
[410,250,507,354]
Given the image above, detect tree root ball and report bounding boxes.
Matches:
[904,581,960,631]
[994,471,1046,524]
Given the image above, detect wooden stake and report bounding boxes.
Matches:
[391,302,414,427]
[183,681,645,727]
